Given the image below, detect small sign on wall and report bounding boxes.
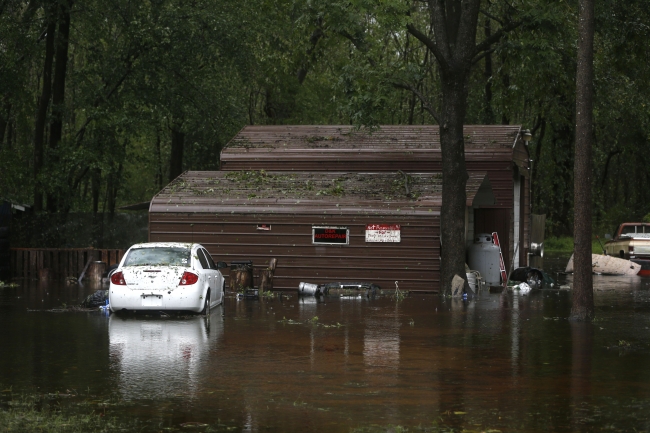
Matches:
[257,224,271,231]
[312,226,349,245]
[365,224,401,242]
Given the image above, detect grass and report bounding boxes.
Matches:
[543,236,604,254]
[0,393,133,433]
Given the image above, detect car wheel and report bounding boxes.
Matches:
[202,290,210,315]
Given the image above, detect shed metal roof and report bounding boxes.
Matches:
[221,125,523,162]
[150,170,493,215]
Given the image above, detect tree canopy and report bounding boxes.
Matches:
[1,0,649,235]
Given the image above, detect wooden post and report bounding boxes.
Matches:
[39,268,54,281]
[260,258,277,293]
[88,261,106,282]
[30,251,37,279]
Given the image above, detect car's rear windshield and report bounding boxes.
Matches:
[123,247,190,267]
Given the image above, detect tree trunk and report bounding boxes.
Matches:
[483,19,495,124]
[33,11,57,212]
[155,133,163,190]
[439,66,470,294]
[46,0,73,212]
[532,118,546,210]
[500,74,510,125]
[91,167,103,248]
[169,128,184,182]
[404,0,481,294]
[571,0,595,321]
[0,101,9,147]
[91,167,101,215]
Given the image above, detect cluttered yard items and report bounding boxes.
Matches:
[231,258,278,299]
[230,260,258,298]
[298,282,380,298]
[565,254,641,276]
[508,267,544,290]
[81,289,108,308]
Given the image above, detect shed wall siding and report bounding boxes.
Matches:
[150,213,441,292]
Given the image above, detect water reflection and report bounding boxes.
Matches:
[108,309,223,400]
[363,304,400,371]
[4,254,650,432]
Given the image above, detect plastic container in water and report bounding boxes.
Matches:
[298,282,320,296]
[466,272,477,292]
[468,233,502,286]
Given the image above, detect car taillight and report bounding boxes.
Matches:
[179,272,199,286]
[110,271,126,285]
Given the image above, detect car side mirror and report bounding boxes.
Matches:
[605,234,612,240]
[216,261,228,269]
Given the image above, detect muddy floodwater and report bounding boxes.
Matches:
[3,253,650,432]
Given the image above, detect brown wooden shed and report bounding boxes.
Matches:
[149,170,495,293]
[220,125,531,269]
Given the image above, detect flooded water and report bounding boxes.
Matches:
[2,253,650,432]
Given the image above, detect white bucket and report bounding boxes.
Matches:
[298,282,320,296]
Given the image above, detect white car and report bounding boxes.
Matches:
[109,242,227,314]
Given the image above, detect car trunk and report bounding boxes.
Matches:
[121,266,188,291]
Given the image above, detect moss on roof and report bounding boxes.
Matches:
[161,170,446,202]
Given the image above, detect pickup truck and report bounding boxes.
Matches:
[604,223,650,260]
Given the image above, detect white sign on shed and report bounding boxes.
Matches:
[365,224,401,243]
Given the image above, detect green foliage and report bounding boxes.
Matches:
[0,0,649,243]
[544,236,575,253]
[544,236,609,254]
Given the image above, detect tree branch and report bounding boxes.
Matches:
[74,65,135,141]
[480,9,505,26]
[336,30,376,67]
[471,47,496,65]
[406,23,446,68]
[392,81,439,122]
[474,20,522,58]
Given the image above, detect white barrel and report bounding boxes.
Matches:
[298,282,320,296]
[467,233,502,286]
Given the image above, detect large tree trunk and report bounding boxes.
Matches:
[404,0,481,294]
[439,67,470,293]
[33,10,57,212]
[571,0,595,320]
[169,128,185,182]
[47,0,73,212]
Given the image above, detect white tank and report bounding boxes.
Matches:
[468,233,502,286]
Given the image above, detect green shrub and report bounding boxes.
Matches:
[543,236,604,254]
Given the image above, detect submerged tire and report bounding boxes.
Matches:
[202,290,210,315]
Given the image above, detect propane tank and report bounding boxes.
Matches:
[468,233,502,286]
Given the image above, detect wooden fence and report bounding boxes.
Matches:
[10,248,125,280]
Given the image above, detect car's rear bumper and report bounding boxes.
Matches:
[109,284,205,312]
